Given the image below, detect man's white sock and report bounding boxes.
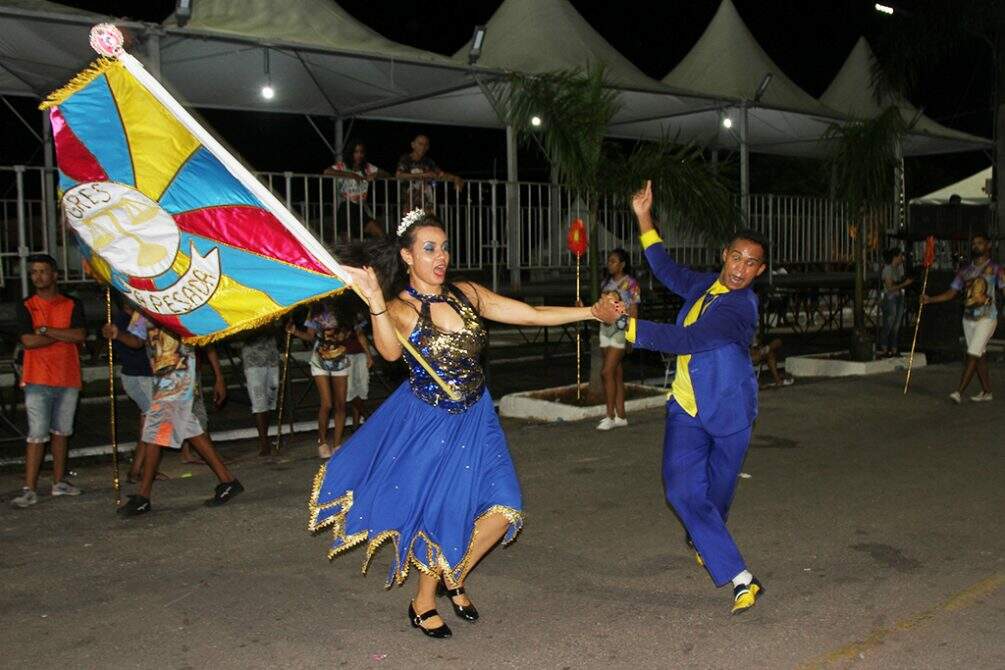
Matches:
[731,570,753,587]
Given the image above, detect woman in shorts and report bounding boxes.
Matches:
[288,300,352,458]
[597,249,640,430]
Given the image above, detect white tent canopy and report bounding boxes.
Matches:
[609,0,844,158]
[910,167,992,205]
[820,37,990,156]
[0,1,123,98]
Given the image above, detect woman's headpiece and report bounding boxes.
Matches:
[397,209,425,238]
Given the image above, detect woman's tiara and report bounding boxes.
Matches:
[397,209,425,237]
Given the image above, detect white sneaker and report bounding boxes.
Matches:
[971,391,994,402]
[51,481,82,496]
[596,417,615,431]
[612,416,628,428]
[949,391,962,404]
[11,487,38,508]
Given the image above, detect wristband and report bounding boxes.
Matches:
[370,307,388,316]
[614,314,629,331]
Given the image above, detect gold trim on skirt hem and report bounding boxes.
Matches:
[308,462,524,588]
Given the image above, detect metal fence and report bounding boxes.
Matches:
[1,164,916,296]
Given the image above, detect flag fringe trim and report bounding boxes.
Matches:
[39,57,121,110]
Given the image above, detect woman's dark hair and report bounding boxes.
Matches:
[335,211,445,300]
[883,247,902,264]
[603,248,632,281]
[343,139,365,166]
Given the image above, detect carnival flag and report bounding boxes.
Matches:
[39,25,349,344]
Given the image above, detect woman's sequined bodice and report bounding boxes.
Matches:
[402,285,487,413]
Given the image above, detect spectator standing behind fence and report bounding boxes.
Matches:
[241,325,281,457]
[923,233,1004,403]
[343,297,375,430]
[396,133,464,213]
[108,296,158,482]
[597,249,640,430]
[287,300,352,459]
[11,254,86,508]
[878,248,913,358]
[325,140,390,231]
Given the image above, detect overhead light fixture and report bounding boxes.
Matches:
[261,48,274,101]
[530,115,542,127]
[468,25,487,65]
[722,117,733,129]
[874,3,894,14]
[175,0,193,28]
[753,73,773,103]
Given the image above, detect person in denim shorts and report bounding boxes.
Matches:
[12,255,86,508]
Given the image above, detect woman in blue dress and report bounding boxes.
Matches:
[309,210,607,638]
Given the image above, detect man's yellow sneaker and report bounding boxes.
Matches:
[685,536,705,568]
[731,578,765,615]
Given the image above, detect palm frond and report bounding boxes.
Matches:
[505,65,620,194]
[616,140,739,246]
[824,105,904,211]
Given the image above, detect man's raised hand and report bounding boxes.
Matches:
[631,179,654,221]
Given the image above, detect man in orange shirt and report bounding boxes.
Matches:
[12,255,86,508]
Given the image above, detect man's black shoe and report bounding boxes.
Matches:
[205,479,244,507]
[118,494,151,517]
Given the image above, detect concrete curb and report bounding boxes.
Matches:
[499,383,667,422]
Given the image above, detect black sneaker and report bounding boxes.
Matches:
[118,494,151,517]
[204,479,244,507]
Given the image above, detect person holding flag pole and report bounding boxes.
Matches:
[921,233,1004,403]
[309,209,613,639]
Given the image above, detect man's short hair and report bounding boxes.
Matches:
[727,229,770,263]
[26,253,58,271]
[973,232,990,243]
[883,247,903,264]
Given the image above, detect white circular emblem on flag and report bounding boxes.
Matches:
[62,181,180,278]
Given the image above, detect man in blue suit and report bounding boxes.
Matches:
[596,180,766,614]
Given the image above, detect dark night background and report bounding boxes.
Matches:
[1,0,994,198]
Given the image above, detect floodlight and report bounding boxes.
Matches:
[722,117,733,129]
[468,25,487,65]
[874,3,894,14]
[175,0,193,28]
[261,48,274,101]
[531,116,542,127]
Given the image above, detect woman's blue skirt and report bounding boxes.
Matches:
[308,383,523,587]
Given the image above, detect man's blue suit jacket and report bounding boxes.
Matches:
[632,240,759,437]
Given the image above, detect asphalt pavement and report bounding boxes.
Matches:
[1,362,1003,669]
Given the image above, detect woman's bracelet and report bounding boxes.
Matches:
[370,307,388,316]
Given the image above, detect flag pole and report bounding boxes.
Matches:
[576,257,582,400]
[903,265,930,395]
[274,330,293,453]
[104,286,122,506]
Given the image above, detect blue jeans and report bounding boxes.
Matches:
[879,294,906,352]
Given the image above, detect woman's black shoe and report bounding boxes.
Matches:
[437,582,479,622]
[408,602,452,638]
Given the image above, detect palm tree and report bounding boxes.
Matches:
[504,65,738,395]
[824,106,904,361]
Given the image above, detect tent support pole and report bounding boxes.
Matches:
[506,124,520,290]
[740,104,750,223]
